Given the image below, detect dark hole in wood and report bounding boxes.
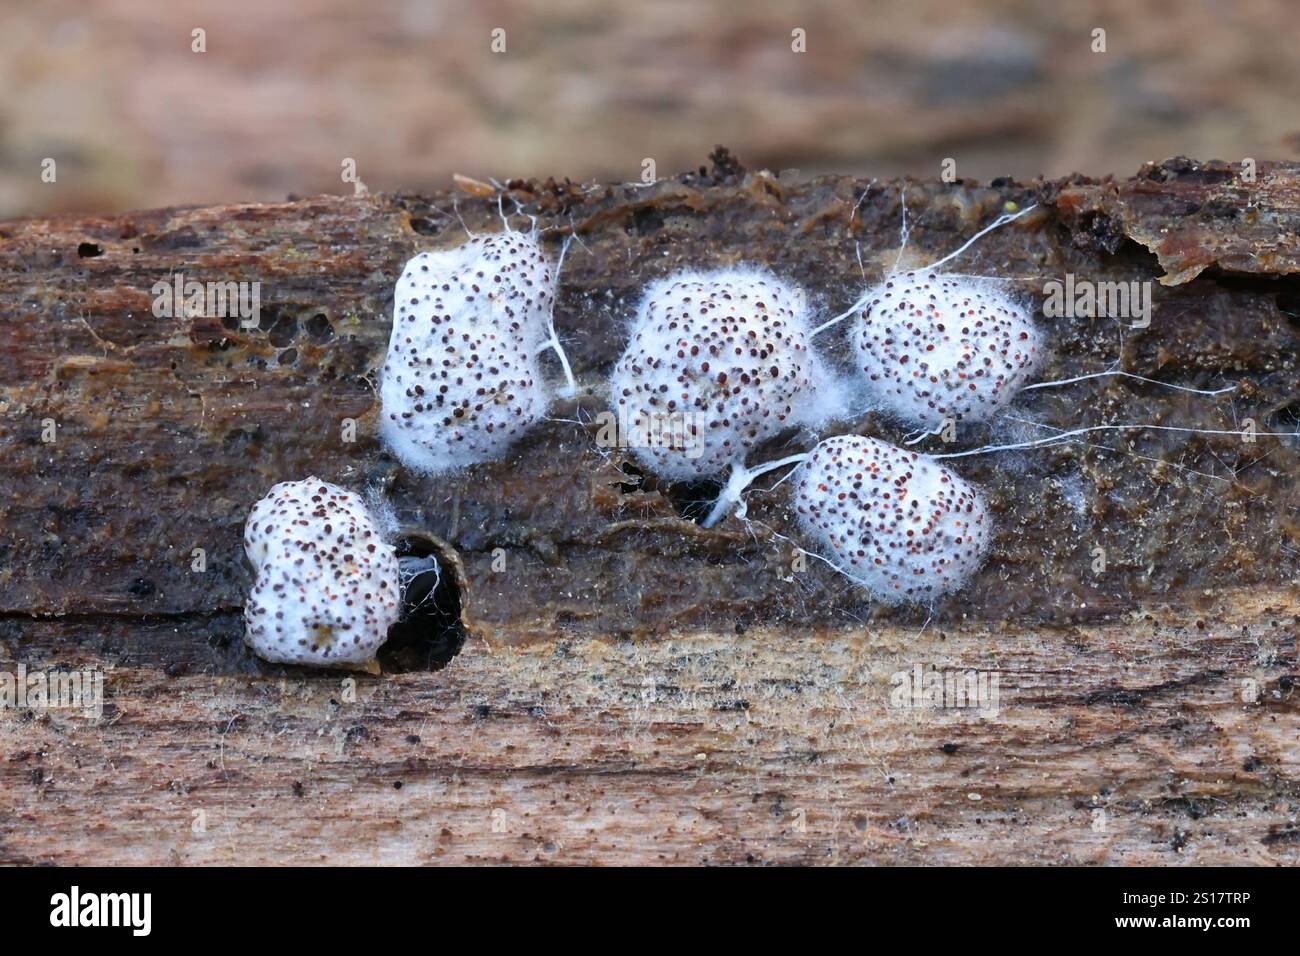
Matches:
[380,533,466,672]
[1276,290,1300,324]
[657,477,721,523]
[303,312,335,342]
[615,456,722,522]
[409,217,444,236]
[616,459,644,493]
[77,242,103,258]
[267,312,298,347]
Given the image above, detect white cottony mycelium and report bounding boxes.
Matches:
[793,435,990,604]
[608,266,843,525]
[244,477,401,669]
[379,228,574,475]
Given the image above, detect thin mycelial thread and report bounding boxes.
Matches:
[809,203,1039,338]
[701,452,811,528]
[1020,367,1236,397]
[544,233,579,397]
[398,554,443,615]
[931,422,1298,460]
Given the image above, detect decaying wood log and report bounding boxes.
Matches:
[0,151,1297,864]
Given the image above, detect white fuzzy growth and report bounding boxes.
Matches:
[793,435,990,604]
[853,271,1042,430]
[243,477,401,667]
[609,266,844,481]
[379,231,558,474]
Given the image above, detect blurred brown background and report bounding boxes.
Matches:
[4,0,1300,217]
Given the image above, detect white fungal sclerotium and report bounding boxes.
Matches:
[607,267,843,527]
[792,435,991,604]
[814,199,1236,439]
[851,270,1043,431]
[243,477,401,669]
[812,204,1045,435]
[753,416,1300,606]
[379,228,576,475]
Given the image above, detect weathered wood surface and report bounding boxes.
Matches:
[0,154,1297,864]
